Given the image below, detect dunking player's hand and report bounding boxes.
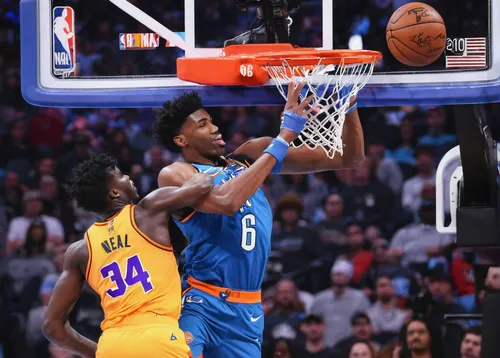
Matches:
[279,82,313,143]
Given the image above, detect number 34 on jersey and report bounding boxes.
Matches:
[100,254,153,298]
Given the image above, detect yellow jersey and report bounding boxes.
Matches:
[85,204,181,331]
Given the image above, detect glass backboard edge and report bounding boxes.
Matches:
[21,0,500,108]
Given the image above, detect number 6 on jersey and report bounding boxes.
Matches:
[241,214,256,251]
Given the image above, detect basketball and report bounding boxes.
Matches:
[386,2,447,67]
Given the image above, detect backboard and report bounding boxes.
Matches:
[21,0,500,107]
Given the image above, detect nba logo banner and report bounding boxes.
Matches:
[53,6,76,74]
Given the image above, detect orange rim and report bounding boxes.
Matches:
[176,44,382,86]
[253,49,382,67]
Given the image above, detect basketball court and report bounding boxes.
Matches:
[19,0,500,357]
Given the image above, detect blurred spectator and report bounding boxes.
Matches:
[343,223,373,286]
[137,144,170,196]
[6,190,64,255]
[364,226,383,243]
[263,339,295,358]
[272,174,329,220]
[389,201,454,273]
[485,266,500,290]
[400,318,443,358]
[65,117,99,149]
[460,326,481,358]
[346,340,377,358]
[27,155,56,188]
[28,109,64,153]
[1,170,25,221]
[341,159,395,231]
[359,237,419,304]
[311,259,370,347]
[57,135,92,181]
[387,117,417,179]
[264,280,306,344]
[334,312,380,355]
[269,193,324,278]
[315,193,349,248]
[0,121,33,168]
[25,275,53,350]
[296,314,339,358]
[367,276,408,338]
[426,264,466,358]
[451,251,476,312]
[417,106,457,162]
[366,138,403,194]
[401,146,436,216]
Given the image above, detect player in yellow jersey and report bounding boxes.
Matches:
[42,153,213,358]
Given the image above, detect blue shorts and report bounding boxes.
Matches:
[180,288,264,358]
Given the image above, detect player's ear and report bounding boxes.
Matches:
[108,189,120,199]
[173,134,188,148]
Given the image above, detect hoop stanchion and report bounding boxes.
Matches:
[177,44,382,159]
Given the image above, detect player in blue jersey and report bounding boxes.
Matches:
[153,83,364,358]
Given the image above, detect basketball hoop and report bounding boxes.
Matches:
[177,44,382,158]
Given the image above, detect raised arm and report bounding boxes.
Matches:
[159,83,312,216]
[42,241,97,358]
[233,100,364,174]
[139,173,213,213]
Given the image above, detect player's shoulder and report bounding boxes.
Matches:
[67,239,88,256]
[158,162,197,187]
[64,239,89,271]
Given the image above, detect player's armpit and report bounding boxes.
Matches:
[140,173,213,212]
[233,108,364,174]
[42,241,97,358]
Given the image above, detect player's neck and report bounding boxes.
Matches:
[183,151,221,166]
[182,153,225,166]
[102,204,127,220]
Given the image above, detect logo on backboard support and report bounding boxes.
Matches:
[52,6,76,77]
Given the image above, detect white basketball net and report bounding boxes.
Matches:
[264,57,376,159]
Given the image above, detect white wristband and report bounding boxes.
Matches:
[275,136,291,147]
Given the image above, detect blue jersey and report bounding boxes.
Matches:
[173,158,273,291]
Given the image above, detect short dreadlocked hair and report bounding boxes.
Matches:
[152,92,203,152]
[66,153,117,213]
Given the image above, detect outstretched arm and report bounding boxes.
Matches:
[42,241,97,358]
[159,83,312,216]
[233,101,364,174]
[139,173,213,212]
